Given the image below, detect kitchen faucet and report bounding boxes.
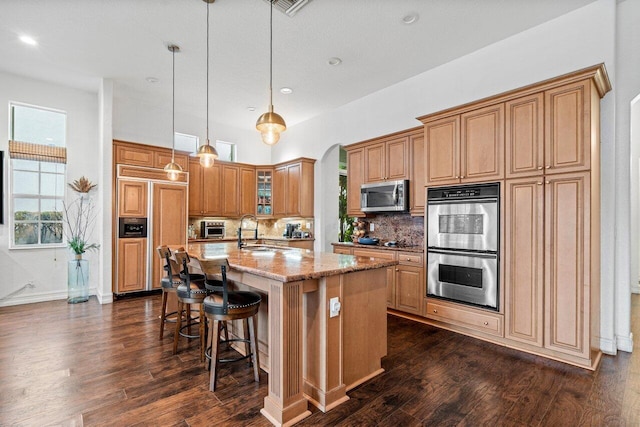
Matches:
[237,214,259,249]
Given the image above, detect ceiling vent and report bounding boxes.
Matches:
[263,0,311,17]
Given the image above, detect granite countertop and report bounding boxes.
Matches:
[332,241,424,254]
[188,236,315,243]
[187,242,397,283]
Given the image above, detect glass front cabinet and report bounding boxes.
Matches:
[256,169,273,217]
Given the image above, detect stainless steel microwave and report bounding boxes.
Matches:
[360,180,409,213]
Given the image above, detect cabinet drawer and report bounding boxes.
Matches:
[333,246,352,255]
[116,145,153,167]
[426,300,503,337]
[397,252,423,266]
[352,248,396,261]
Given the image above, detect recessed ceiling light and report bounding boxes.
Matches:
[280,87,293,95]
[247,107,256,112]
[145,77,159,83]
[19,35,37,46]
[328,57,342,66]
[402,13,419,25]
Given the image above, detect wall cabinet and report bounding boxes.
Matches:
[188,159,222,216]
[221,164,240,217]
[114,140,189,171]
[364,136,408,183]
[240,166,256,217]
[256,169,273,217]
[345,127,421,216]
[505,93,544,178]
[424,104,504,186]
[272,158,315,218]
[346,148,364,217]
[118,180,148,217]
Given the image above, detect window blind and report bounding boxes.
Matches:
[8,140,67,164]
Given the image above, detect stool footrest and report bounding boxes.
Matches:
[205,338,253,364]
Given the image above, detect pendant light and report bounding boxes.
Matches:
[164,44,183,181]
[256,0,286,145]
[195,0,219,167]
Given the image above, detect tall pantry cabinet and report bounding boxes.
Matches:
[419,64,610,369]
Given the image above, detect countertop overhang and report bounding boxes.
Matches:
[332,241,424,253]
[187,242,398,283]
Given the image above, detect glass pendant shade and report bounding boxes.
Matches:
[164,161,183,181]
[256,107,286,145]
[197,142,218,167]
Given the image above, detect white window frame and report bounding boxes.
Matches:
[215,140,237,162]
[174,132,199,155]
[8,102,67,250]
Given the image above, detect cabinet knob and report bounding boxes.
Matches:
[406,258,411,261]
[460,175,465,179]
[546,181,550,184]
[483,321,489,326]
[537,182,543,185]
[456,176,460,179]
[395,268,399,272]
[433,309,438,313]
[538,166,543,170]
[545,165,551,169]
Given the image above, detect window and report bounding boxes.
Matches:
[9,103,66,248]
[215,140,236,162]
[174,132,199,154]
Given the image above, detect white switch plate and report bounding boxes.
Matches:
[369,223,375,232]
[329,297,341,318]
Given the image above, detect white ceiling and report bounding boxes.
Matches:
[0,0,597,133]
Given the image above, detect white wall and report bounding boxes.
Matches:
[0,71,100,306]
[112,91,272,165]
[272,0,630,353]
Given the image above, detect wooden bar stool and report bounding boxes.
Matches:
[172,250,208,361]
[156,246,184,340]
[200,256,261,391]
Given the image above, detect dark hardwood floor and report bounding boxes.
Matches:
[2,294,640,426]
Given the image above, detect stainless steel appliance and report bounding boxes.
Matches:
[118,217,147,238]
[200,221,225,239]
[283,223,299,238]
[360,179,409,213]
[426,183,499,310]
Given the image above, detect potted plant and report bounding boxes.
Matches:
[63,177,99,303]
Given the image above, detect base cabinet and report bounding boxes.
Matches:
[117,238,147,293]
[334,246,424,316]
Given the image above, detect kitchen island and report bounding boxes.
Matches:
[187,242,398,427]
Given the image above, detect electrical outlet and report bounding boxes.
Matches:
[329,297,341,318]
[306,222,311,229]
[369,223,375,232]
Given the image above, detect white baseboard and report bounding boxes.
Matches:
[0,288,98,307]
[617,332,634,353]
[97,291,113,304]
[632,283,640,294]
[600,336,618,355]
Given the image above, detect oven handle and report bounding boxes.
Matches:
[427,197,498,205]
[428,248,497,259]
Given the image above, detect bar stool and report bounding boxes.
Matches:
[172,250,208,361]
[200,256,261,391]
[156,246,183,340]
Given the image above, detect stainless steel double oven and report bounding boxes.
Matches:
[426,183,500,310]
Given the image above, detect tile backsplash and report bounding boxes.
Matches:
[355,213,424,247]
[190,217,314,239]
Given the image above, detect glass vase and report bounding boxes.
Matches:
[68,256,89,303]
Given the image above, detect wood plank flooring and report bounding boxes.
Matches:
[2,294,640,426]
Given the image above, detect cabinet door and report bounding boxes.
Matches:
[221,165,240,217]
[425,116,460,186]
[461,103,504,182]
[504,178,544,347]
[188,160,203,215]
[118,180,148,217]
[298,160,315,217]
[202,163,222,215]
[240,166,256,216]
[347,148,365,217]
[505,94,544,178]
[117,238,147,292]
[272,166,287,216]
[545,81,590,174]
[544,172,590,358]
[115,144,153,167]
[352,248,396,309]
[409,133,425,215]
[386,136,408,181]
[154,151,189,171]
[395,265,423,315]
[152,183,187,289]
[364,142,385,183]
[286,163,301,216]
[256,168,273,217]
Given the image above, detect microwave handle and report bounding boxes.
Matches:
[393,183,399,204]
[361,192,367,208]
